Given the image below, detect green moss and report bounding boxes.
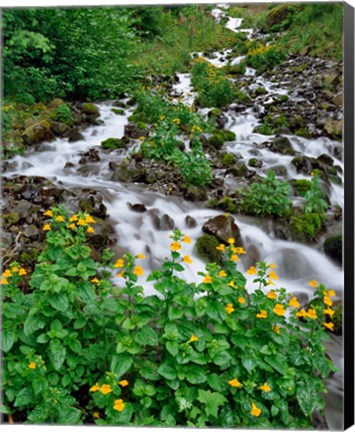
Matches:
[208,129,236,149]
[101,138,127,150]
[222,153,237,167]
[295,128,311,138]
[195,234,222,265]
[111,108,125,115]
[82,103,99,115]
[290,213,323,241]
[136,121,147,130]
[219,197,237,213]
[3,212,20,226]
[234,90,250,103]
[225,62,246,75]
[278,95,289,103]
[50,103,73,126]
[253,122,273,135]
[294,179,312,197]
[255,86,268,96]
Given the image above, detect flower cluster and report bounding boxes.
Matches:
[42,209,96,234]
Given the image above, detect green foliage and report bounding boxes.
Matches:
[2,222,337,426]
[290,213,324,241]
[191,59,235,107]
[240,171,292,218]
[222,153,237,167]
[304,173,328,215]
[195,234,222,265]
[245,44,286,73]
[101,138,126,150]
[50,103,73,126]
[294,179,312,197]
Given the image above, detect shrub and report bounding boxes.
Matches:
[2,220,337,426]
[290,212,324,241]
[294,179,312,197]
[240,171,292,218]
[245,44,286,73]
[304,173,328,215]
[50,103,73,126]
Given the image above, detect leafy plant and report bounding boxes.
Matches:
[50,103,73,126]
[304,172,328,215]
[245,44,286,73]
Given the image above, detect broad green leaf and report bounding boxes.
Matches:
[134,326,158,346]
[24,314,46,336]
[49,338,66,370]
[166,341,179,357]
[158,362,177,380]
[48,293,69,312]
[1,329,16,352]
[207,373,224,392]
[14,387,33,407]
[185,365,207,384]
[197,389,227,418]
[213,351,232,366]
[110,353,133,377]
[168,306,184,320]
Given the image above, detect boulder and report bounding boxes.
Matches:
[101,137,128,150]
[184,186,208,202]
[110,162,142,183]
[68,128,85,142]
[22,120,55,146]
[269,135,294,155]
[323,235,342,265]
[124,122,148,139]
[81,103,100,116]
[195,234,223,265]
[202,215,241,244]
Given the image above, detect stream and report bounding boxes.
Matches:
[4,4,343,429]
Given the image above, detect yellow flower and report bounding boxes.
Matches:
[323,322,334,331]
[296,309,307,318]
[18,268,27,276]
[89,383,100,392]
[247,266,257,275]
[308,279,318,288]
[268,270,278,280]
[114,259,125,268]
[170,241,181,252]
[267,279,275,286]
[325,289,336,297]
[100,384,112,395]
[324,296,333,307]
[133,266,144,277]
[203,275,212,284]
[87,227,95,234]
[44,210,53,217]
[227,238,235,245]
[136,254,146,259]
[56,215,65,222]
[266,290,277,300]
[230,255,239,262]
[216,244,226,251]
[323,308,335,317]
[238,296,246,304]
[306,308,317,319]
[251,402,262,417]
[227,281,235,287]
[116,271,125,278]
[218,270,227,277]
[113,399,125,412]
[182,236,191,244]
[69,223,76,230]
[259,382,271,393]
[85,215,96,224]
[288,296,300,308]
[232,247,246,254]
[28,362,36,369]
[77,219,87,226]
[183,255,192,264]
[119,380,129,387]
[256,310,267,319]
[69,215,78,222]
[189,335,199,343]
[43,224,51,231]
[229,378,242,388]
[93,412,100,419]
[225,303,235,315]
[91,278,99,283]
[272,324,280,334]
[2,269,12,277]
[11,266,19,273]
[138,136,145,141]
[269,263,278,269]
[273,304,286,316]
[1,277,8,285]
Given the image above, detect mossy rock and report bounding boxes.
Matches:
[207,108,222,119]
[22,120,54,146]
[278,95,289,103]
[222,153,237,167]
[111,108,125,115]
[255,87,268,96]
[290,213,323,241]
[234,90,250,104]
[101,138,127,150]
[293,179,312,197]
[295,128,311,138]
[248,158,263,168]
[266,4,294,29]
[253,123,273,135]
[195,234,223,265]
[218,196,237,213]
[82,103,100,116]
[3,211,20,226]
[324,235,342,265]
[225,62,246,75]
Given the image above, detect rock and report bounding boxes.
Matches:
[324,118,342,139]
[202,215,241,244]
[332,92,342,107]
[249,158,263,168]
[185,215,197,228]
[88,219,114,250]
[322,72,338,87]
[128,203,147,213]
[195,234,223,265]
[317,154,334,166]
[13,200,37,219]
[110,162,141,183]
[51,122,70,136]
[82,103,100,116]
[22,120,55,146]
[101,137,128,150]
[266,4,294,28]
[226,161,248,178]
[124,122,147,139]
[207,129,236,150]
[254,86,268,96]
[323,235,342,265]
[222,153,237,167]
[185,186,208,202]
[48,98,65,109]
[24,224,40,239]
[291,156,313,174]
[79,148,101,164]
[160,214,175,231]
[267,135,294,155]
[111,108,125,115]
[68,128,85,142]
[79,194,107,218]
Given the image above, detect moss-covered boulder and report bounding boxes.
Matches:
[249,158,263,168]
[207,129,236,149]
[111,108,125,115]
[290,213,324,241]
[202,214,241,244]
[222,153,237,167]
[254,87,268,96]
[101,137,127,150]
[324,235,342,265]
[195,234,223,265]
[292,179,312,197]
[266,4,295,29]
[22,120,55,146]
[82,103,100,116]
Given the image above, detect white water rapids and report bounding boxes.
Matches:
[4,4,344,429]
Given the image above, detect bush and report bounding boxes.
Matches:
[2,219,337,426]
[245,44,286,73]
[303,173,328,214]
[50,103,73,126]
[294,179,312,197]
[290,212,324,241]
[240,171,292,218]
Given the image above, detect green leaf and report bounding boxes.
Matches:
[24,314,46,336]
[185,365,207,384]
[14,387,33,407]
[32,377,47,395]
[166,341,179,357]
[1,329,16,352]
[69,339,82,353]
[242,357,257,372]
[49,338,66,370]
[168,306,184,320]
[48,372,59,385]
[213,351,232,366]
[57,407,82,425]
[110,353,133,377]
[265,353,288,375]
[296,380,324,417]
[197,389,227,418]
[74,317,87,329]
[207,373,224,392]
[158,362,177,380]
[134,326,158,346]
[48,293,69,312]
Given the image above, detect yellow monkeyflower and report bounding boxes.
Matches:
[251,402,262,417]
[85,215,96,224]
[259,382,271,393]
[227,281,235,287]
[230,255,239,262]
[268,270,278,280]
[296,309,307,318]
[266,290,277,300]
[56,215,65,222]
[87,227,95,234]
[2,269,12,277]
[28,362,36,369]
[77,219,87,226]
[44,210,53,217]
[43,224,51,231]
[18,268,27,276]
[308,279,318,288]
[272,324,280,334]
[89,383,100,393]
[323,308,335,317]
[227,238,235,245]
[136,254,146,259]
[189,335,199,343]
[306,308,317,319]
[69,223,76,230]
[216,244,226,251]
[269,263,278,269]
[116,271,125,278]
[119,380,129,387]
[93,412,100,419]
[323,322,334,331]
[232,247,246,254]
[133,266,144,277]
[324,296,333,307]
[325,289,336,297]
[238,297,246,304]
[114,259,125,268]
[273,304,286,316]
[203,275,212,284]
[69,215,78,222]
[229,378,242,388]
[218,270,227,277]
[11,266,19,273]
[170,241,181,252]
[1,277,8,285]
[100,384,112,395]
[256,310,267,319]
[91,278,99,283]
[182,236,191,244]
[113,399,125,412]
[288,296,300,308]
[225,303,235,315]
[183,255,192,264]
[267,279,275,286]
[247,266,257,275]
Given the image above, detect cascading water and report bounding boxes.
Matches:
[4,4,343,429]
